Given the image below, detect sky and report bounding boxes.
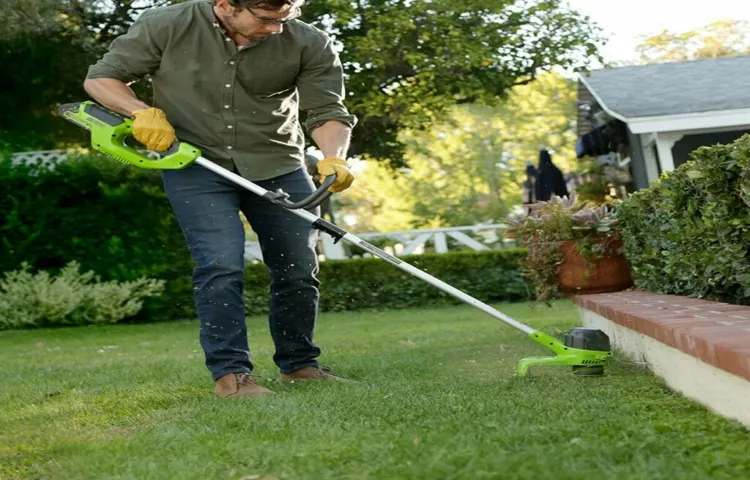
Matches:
[565,0,750,64]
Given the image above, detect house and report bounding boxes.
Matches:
[576,55,750,190]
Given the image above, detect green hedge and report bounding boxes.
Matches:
[0,154,194,320]
[239,249,530,316]
[616,134,750,304]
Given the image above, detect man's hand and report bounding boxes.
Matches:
[310,120,353,192]
[132,107,177,151]
[316,157,354,193]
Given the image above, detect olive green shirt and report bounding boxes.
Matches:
[87,0,357,180]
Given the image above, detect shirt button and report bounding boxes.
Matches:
[224,105,230,109]
[225,84,231,88]
[225,38,231,42]
[227,125,233,129]
[227,146,233,150]
[229,61,235,65]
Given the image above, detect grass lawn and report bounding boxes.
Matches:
[1,298,749,480]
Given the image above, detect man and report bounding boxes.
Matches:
[84,0,357,398]
[533,149,568,202]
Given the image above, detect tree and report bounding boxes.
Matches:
[301,0,603,164]
[0,0,164,151]
[634,19,750,64]
[335,72,579,231]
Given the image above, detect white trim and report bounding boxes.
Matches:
[640,135,660,182]
[678,124,750,135]
[628,109,750,134]
[577,74,629,123]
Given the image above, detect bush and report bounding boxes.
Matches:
[0,153,195,320]
[241,249,530,315]
[0,261,164,330]
[616,134,750,304]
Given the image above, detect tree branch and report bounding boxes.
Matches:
[356,0,368,35]
[512,74,537,87]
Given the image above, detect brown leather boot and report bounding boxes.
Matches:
[279,366,348,383]
[215,372,276,398]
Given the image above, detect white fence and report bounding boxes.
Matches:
[244,223,514,262]
[10,149,75,167]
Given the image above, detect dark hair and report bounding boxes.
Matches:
[228,0,302,9]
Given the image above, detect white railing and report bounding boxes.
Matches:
[244,223,515,262]
[10,149,74,167]
[10,148,160,165]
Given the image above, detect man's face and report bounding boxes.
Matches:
[215,0,300,42]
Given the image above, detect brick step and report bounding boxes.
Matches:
[574,290,750,382]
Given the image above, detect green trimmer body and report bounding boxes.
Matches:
[58,100,612,376]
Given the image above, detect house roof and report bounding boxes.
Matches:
[578,55,750,119]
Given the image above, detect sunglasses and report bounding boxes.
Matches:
[247,7,302,24]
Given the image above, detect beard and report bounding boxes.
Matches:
[223,12,271,42]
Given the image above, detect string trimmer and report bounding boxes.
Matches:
[58,101,612,376]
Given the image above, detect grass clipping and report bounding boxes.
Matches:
[0,261,164,329]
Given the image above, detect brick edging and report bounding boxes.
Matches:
[574,290,750,382]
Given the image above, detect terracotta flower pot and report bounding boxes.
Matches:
[556,239,633,295]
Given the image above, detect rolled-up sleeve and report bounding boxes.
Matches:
[296,36,358,133]
[86,11,163,82]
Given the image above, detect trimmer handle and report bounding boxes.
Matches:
[264,174,335,210]
[58,101,201,169]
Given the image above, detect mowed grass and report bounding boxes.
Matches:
[1,299,749,480]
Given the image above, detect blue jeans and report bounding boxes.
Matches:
[162,163,321,380]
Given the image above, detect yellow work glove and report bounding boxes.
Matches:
[316,157,355,193]
[131,107,177,152]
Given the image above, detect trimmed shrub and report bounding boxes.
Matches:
[0,261,164,329]
[616,134,750,304]
[242,249,530,315]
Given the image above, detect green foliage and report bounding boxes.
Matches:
[634,19,750,64]
[301,0,603,162]
[0,8,91,150]
[0,0,161,151]
[337,72,582,231]
[506,193,622,302]
[0,261,164,330]
[573,158,634,204]
[239,250,530,316]
[0,154,194,320]
[616,134,750,304]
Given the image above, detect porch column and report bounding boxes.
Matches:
[654,132,685,173]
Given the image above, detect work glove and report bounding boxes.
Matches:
[316,157,355,193]
[131,107,177,152]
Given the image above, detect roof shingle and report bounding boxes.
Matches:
[578,55,750,118]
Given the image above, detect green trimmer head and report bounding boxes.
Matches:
[517,328,612,376]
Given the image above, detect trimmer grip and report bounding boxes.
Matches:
[58,101,201,170]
